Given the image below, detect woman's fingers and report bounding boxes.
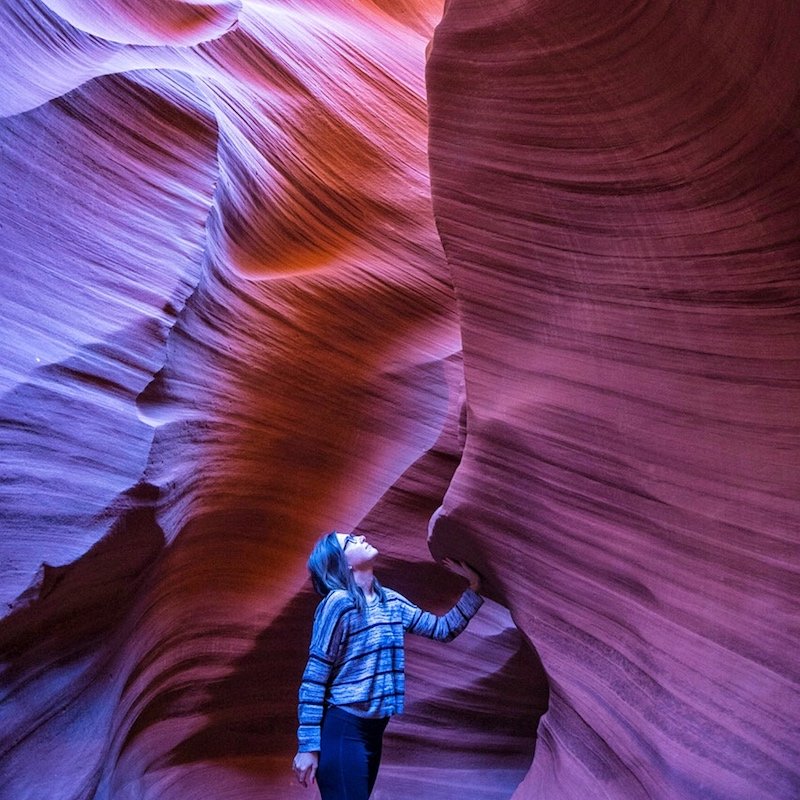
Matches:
[297,765,310,787]
[443,557,464,573]
[442,558,482,591]
[293,752,319,788]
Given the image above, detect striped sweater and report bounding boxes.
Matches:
[297,587,483,752]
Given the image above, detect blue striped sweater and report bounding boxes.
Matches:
[297,587,483,751]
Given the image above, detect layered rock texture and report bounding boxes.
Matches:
[1,1,797,799]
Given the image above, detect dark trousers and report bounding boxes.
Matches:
[317,705,390,800]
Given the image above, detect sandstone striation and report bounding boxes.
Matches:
[427,2,800,798]
[1,1,798,799]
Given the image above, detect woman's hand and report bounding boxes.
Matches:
[443,558,482,592]
[293,750,319,787]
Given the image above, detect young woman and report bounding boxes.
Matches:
[292,530,483,798]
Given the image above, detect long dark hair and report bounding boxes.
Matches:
[307,531,385,611]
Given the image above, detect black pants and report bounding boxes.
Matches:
[317,706,390,800]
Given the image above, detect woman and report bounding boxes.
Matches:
[292,530,483,798]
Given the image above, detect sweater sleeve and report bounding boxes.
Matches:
[297,592,352,752]
[395,588,483,642]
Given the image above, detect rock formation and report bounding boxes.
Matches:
[427,2,800,798]
[1,1,797,799]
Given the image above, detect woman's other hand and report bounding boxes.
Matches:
[443,558,482,592]
[293,750,319,787]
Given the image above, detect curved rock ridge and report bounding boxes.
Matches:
[0,68,219,609]
[41,0,242,46]
[2,2,546,799]
[427,1,800,799]
[192,4,445,278]
[0,0,124,116]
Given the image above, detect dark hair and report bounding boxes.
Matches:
[307,531,385,611]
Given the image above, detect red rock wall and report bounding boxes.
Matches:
[427,1,800,798]
[1,2,542,799]
[1,0,797,799]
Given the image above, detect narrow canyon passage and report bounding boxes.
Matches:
[1,1,798,799]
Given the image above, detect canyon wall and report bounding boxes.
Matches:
[427,2,800,798]
[1,1,797,799]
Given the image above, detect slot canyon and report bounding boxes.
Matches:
[1,1,798,798]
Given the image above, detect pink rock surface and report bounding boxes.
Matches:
[427,1,800,798]
[1,0,797,799]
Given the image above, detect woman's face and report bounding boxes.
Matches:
[336,532,378,568]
